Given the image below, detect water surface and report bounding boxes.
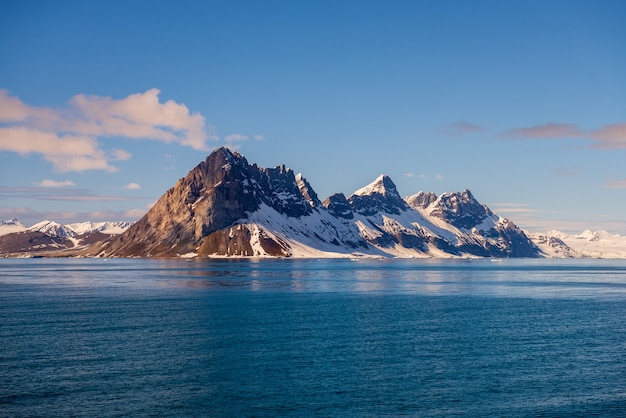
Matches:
[1,258,625,416]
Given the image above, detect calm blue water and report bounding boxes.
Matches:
[1,258,626,416]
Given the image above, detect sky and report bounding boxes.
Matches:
[1,0,625,233]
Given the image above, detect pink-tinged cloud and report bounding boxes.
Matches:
[0,88,211,172]
[111,149,132,161]
[590,123,626,149]
[66,89,208,150]
[605,179,626,189]
[123,182,141,190]
[35,179,76,188]
[0,126,116,172]
[502,123,585,139]
[442,121,485,137]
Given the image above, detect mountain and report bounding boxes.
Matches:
[0,218,26,236]
[103,147,365,257]
[530,230,626,258]
[101,147,540,258]
[20,148,624,259]
[0,219,131,257]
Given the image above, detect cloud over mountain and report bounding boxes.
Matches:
[0,88,210,172]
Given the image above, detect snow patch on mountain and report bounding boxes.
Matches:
[241,203,371,257]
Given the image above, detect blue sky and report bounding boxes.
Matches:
[1,0,625,233]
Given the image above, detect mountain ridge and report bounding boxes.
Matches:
[3,147,626,259]
[100,147,539,258]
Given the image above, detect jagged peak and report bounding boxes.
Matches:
[204,146,246,166]
[295,173,321,207]
[438,188,474,200]
[213,145,236,157]
[405,191,437,209]
[433,189,481,209]
[352,174,399,198]
[266,164,293,176]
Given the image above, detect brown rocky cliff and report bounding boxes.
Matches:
[103,147,314,257]
[105,147,262,256]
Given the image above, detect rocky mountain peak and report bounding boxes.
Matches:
[296,173,321,207]
[352,174,399,198]
[349,175,407,216]
[28,220,71,237]
[429,189,494,229]
[405,191,437,209]
[106,147,319,256]
[322,193,354,219]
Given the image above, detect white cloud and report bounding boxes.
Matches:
[123,182,141,190]
[225,133,249,142]
[491,203,541,214]
[0,126,116,172]
[405,172,414,178]
[111,149,132,161]
[418,173,443,181]
[253,134,266,141]
[0,88,211,172]
[35,179,76,188]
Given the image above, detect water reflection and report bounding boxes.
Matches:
[1,258,626,299]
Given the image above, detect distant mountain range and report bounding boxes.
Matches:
[529,230,626,259]
[0,219,132,257]
[0,219,131,237]
[2,147,625,258]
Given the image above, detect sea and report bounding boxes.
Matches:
[1,258,626,417]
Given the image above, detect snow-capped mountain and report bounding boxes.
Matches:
[20,220,132,238]
[0,218,26,236]
[7,148,624,259]
[64,221,133,236]
[103,147,539,258]
[0,219,133,257]
[530,230,626,258]
[27,220,74,238]
[0,219,132,238]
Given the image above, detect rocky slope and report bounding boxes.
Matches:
[99,147,540,258]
